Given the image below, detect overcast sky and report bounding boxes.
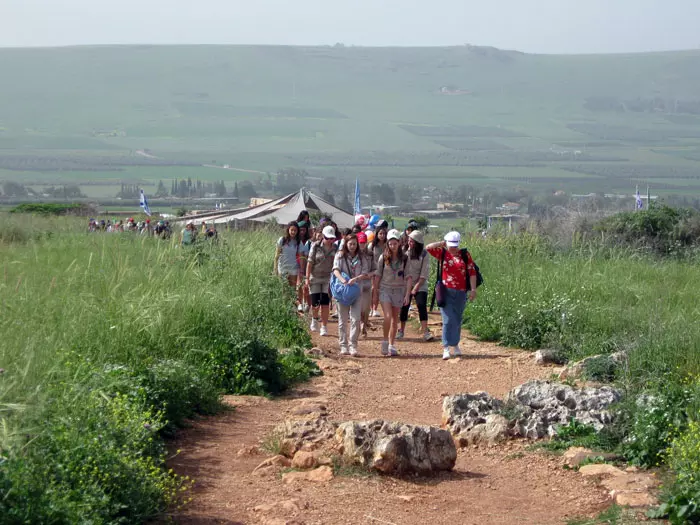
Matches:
[2,0,699,54]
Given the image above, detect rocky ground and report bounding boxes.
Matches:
[167,312,644,525]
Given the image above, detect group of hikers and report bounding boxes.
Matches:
[274,211,478,360]
[88,217,173,238]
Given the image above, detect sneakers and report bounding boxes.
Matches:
[361,323,368,337]
[423,330,435,342]
[349,347,358,357]
[442,347,451,360]
[396,329,404,340]
[452,346,462,357]
[340,346,349,355]
[389,345,399,357]
[303,303,310,313]
[297,304,304,313]
[310,318,319,332]
[371,310,381,318]
[320,325,328,337]
[381,340,389,356]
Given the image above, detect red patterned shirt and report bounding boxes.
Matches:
[427,247,477,290]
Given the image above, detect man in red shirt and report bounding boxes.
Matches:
[426,232,477,360]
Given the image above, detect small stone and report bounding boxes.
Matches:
[396,495,415,502]
[613,491,658,507]
[252,455,291,473]
[292,451,318,470]
[282,465,334,484]
[579,464,624,477]
[253,499,303,514]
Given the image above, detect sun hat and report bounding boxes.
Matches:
[409,230,424,244]
[387,229,401,241]
[356,231,368,244]
[444,231,461,247]
[322,225,336,239]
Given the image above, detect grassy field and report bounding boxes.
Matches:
[1,45,700,197]
[0,215,316,523]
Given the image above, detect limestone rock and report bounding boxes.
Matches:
[578,464,624,477]
[455,414,510,447]
[506,380,622,438]
[562,447,619,467]
[253,499,303,514]
[612,490,658,507]
[441,392,504,434]
[602,472,658,492]
[335,419,456,475]
[534,349,567,365]
[276,416,337,458]
[252,455,291,473]
[291,450,318,470]
[282,465,334,484]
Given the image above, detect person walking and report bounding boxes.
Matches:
[305,225,338,336]
[274,221,301,290]
[426,232,478,360]
[297,220,312,312]
[398,230,434,342]
[357,231,376,337]
[374,229,411,356]
[332,234,372,356]
[368,223,388,317]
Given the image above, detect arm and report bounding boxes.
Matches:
[466,252,478,301]
[413,255,429,294]
[273,244,282,275]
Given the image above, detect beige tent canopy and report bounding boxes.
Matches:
[186,188,355,228]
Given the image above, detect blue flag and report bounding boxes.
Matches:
[353,178,361,215]
[140,189,152,216]
[635,186,643,210]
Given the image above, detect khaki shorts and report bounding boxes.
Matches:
[379,287,405,309]
[309,282,330,295]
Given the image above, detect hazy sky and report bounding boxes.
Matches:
[2,0,699,54]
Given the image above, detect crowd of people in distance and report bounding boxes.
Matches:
[274,210,478,360]
[88,217,173,238]
[180,221,219,245]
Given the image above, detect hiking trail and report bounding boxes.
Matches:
[168,312,609,524]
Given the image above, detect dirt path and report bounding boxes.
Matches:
[168,313,609,524]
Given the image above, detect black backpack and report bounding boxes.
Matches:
[430,248,483,310]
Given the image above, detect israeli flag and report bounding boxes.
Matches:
[635,186,643,210]
[353,178,361,215]
[140,189,152,216]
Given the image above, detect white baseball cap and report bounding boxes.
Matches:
[322,225,336,239]
[444,231,461,247]
[387,229,401,241]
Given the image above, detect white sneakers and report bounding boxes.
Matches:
[443,346,462,360]
[310,318,319,332]
[388,345,399,357]
[349,347,358,357]
[396,329,404,339]
[297,304,304,313]
[340,347,349,355]
[381,340,389,356]
[320,325,328,337]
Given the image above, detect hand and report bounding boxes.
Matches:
[468,290,477,301]
[441,240,447,248]
[412,285,419,295]
[403,294,411,306]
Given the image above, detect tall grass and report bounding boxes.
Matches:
[463,233,700,385]
[0,217,314,522]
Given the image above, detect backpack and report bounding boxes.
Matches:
[430,248,483,310]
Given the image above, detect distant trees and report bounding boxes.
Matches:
[276,168,308,194]
[238,180,257,198]
[155,180,168,198]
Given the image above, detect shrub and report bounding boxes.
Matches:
[651,421,700,524]
[0,390,184,524]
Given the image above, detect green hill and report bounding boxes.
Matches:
[1,44,700,197]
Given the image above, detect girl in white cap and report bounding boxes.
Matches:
[426,231,478,360]
[374,229,411,356]
[398,230,434,342]
[305,225,338,336]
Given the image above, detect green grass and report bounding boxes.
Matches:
[1,45,700,196]
[0,215,315,522]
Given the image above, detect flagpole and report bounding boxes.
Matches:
[647,186,651,209]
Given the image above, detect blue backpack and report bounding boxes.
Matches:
[330,270,361,306]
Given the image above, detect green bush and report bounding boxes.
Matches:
[651,420,700,524]
[0,390,184,524]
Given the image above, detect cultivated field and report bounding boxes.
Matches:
[1,45,700,197]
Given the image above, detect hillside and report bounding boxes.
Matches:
[1,44,700,198]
